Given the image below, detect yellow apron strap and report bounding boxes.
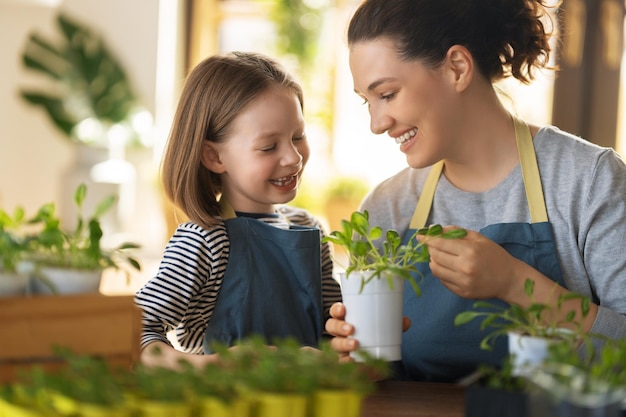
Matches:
[219,198,237,220]
[410,160,444,229]
[409,117,548,229]
[514,117,548,223]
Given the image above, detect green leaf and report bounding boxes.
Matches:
[425,224,443,236]
[454,311,483,326]
[93,195,116,218]
[74,183,87,208]
[524,278,535,297]
[19,92,77,137]
[442,228,467,239]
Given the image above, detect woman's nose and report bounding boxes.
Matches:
[369,107,393,135]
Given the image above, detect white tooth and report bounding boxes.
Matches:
[394,128,417,144]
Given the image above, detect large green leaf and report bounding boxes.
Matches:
[19,92,77,137]
[19,12,138,141]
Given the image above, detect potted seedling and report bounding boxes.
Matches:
[27,183,141,294]
[461,357,530,417]
[125,359,196,417]
[35,349,131,417]
[308,342,389,417]
[188,344,252,417]
[454,278,592,377]
[241,337,316,417]
[528,336,626,416]
[322,210,466,361]
[0,206,32,296]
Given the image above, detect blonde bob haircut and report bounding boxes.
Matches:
[161,51,304,229]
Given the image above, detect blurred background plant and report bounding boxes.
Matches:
[19,12,153,149]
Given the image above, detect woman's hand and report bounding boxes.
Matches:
[420,228,525,301]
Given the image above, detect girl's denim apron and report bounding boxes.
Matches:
[400,118,566,382]
[203,202,323,353]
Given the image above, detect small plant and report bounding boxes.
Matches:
[528,339,626,412]
[28,183,141,274]
[322,210,467,294]
[0,206,30,273]
[10,348,129,415]
[311,343,390,395]
[207,336,387,396]
[454,278,592,351]
[127,361,196,404]
[544,336,626,391]
[462,359,528,392]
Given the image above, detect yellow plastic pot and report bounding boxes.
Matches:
[310,389,363,417]
[134,400,192,417]
[195,395,250,417]
[252,392,308,417]
[0,396,45,417]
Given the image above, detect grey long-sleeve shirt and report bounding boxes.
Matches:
[361,125,626,340]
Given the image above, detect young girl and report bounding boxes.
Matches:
[136,51,342,369]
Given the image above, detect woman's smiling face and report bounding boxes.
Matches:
[349,38,458,169]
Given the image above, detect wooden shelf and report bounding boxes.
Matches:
[0,293,141,383]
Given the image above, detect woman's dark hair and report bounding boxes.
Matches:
[347,0,555,84]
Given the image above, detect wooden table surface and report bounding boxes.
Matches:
[361,380,466,417]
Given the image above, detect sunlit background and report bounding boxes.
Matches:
[1,0,625,294]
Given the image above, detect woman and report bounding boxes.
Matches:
[326,0,626,382]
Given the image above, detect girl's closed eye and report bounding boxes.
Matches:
[381,92,396,101]
[260,143,277,152]
[293,134,306,143]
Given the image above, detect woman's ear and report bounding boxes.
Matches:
[446,45,473,93]
[201,142,226,174]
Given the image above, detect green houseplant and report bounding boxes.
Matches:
[322,210,467,294]
[462,358,530,417]
[529,337,626,415]
[27,183,141,294]
[20,12,150,148]
[0,207,33,296]
[322,210,466,361]
[454,278,592,377]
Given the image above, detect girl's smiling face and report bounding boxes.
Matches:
[204,85,309,214]
[349,38,459,169]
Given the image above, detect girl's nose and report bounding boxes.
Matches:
[282,144,303,166]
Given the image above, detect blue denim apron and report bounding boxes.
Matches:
[203,201,323,353]
[400,118,566,382]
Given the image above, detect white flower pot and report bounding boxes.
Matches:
[31,266,103,295]
[508,331,558,377]
[0,271,29,297]
[339,270,404,361]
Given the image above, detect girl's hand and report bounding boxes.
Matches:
[325,302,358,362]
[325,302,411,362]
[420,227,525,301]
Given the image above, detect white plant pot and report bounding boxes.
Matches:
[31,266,103,295]
[0,271,29,297]
[340,270,404,362]
[508,331,557,377]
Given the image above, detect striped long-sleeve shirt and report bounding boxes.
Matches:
[135,206,342,353]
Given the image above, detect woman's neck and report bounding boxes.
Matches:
[443,88,523,192]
